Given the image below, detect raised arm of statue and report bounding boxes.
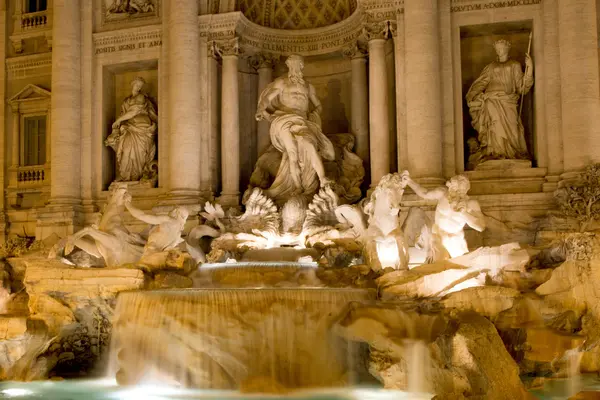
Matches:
[515,55,534,95]
[461,200,486,232]
[125,198,169,226]
[307,84,322,126]
[405,178,446,201]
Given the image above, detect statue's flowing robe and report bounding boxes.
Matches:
[258,81,335,203]
[108,94,157,181]
[466,60,533,160]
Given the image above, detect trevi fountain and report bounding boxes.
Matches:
[0,0,600,399]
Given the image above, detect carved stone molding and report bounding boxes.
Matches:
[215,37,241,57]
[198,12,240,41]
[342,41,368,59]
[207,41,220,60]
[563,233,596,262]
[450,0,542,13]
[6,52,52,79]
[248,52,280,71]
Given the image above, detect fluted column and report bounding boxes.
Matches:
[49,0,81,204]
[558,0,600,172]
[218,38,241,207]
[9,107,19,168]
[167,0,202,201]
[365,23,391,186]
[343,42,370,171]
[250,53,278,157]
[404,0,443,183]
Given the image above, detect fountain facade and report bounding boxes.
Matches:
[0,1,599,399]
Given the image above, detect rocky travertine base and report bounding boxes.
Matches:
[0,257,145,380]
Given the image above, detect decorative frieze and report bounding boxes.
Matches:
[6,52,52,79]
[102,0,160,26]
[198,12,240,40]
[93,25,162,55]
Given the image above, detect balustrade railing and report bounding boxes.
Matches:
[21,10,48,30]
[17,165,46,184]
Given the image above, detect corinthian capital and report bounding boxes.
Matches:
[215,37,240,57]
[362,21,395,41]
[342,41,368,59]
[248,52,280,71]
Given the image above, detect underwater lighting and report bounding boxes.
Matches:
[1,388,34,397]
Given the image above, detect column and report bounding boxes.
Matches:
[49,0,81,204]
[167,0,202,201]
[365,23,390,186]
[542,0,563,186]
[9,107,19,167]
[343,43,370,170]
[558,0,600,173]
[404,0,443,183]
[250,53,277,157]
[218,38,241,207]
[208,43,220,195]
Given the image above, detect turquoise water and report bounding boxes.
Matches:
[0,380,430,400]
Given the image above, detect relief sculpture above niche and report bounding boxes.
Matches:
[105,77,158,188]
[460,22,535,171]
[104,0,158,23]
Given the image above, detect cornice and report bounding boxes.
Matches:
[6,52,51,79]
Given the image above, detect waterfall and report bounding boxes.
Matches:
[108,288,374,392]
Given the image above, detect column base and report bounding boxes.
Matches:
[35,202,84,240]
[218,192,240,210]
[543,175,561,192]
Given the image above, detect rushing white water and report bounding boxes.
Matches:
[108,288,375,392]
[404,339,430,394]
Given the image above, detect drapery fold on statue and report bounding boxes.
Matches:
[466,60,533,161]
[106,101,157,181]
[266,112,335,202]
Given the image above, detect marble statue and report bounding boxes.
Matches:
[403,173,486,262]
[254,54,335,203]
[59,184,145,267]
[124,194,189,259]
[466,39,534,167]
[105,77,158,183]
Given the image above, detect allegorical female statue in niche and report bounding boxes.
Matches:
[466,39,534,167]
[105,77,158,183]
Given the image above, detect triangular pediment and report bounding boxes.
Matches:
[9,84,51,104]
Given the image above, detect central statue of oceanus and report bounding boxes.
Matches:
[248,54,364,206]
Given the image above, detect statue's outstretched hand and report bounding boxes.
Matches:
[255,111,270,122]
[525,53,533,70]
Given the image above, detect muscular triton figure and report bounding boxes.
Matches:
[255,54,335,202]
[403,173,486,262]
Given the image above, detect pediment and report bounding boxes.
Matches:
[9,84,51,105]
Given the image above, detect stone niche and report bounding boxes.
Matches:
[460,20,535,170]
[101,61,158,190]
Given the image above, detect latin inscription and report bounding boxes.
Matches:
[95,39,162,55]
[240,31,362,54]
[451,0,541,12]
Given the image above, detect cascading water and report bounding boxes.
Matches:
[108,287,375,392]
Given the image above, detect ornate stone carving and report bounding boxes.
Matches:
[404,173,486,262]
[554,164,600,232]
[362,21,394,41]
[563,233,595,262]
[54,184,145,267]
[248,52,280,70]
[215,37,241,57]
[465,39,534,169]
[105,77,158,185]
[104,0,157,21]
[342,41,368,59]
[6,53,52,79]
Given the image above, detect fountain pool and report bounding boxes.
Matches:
[0,380,430,400]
